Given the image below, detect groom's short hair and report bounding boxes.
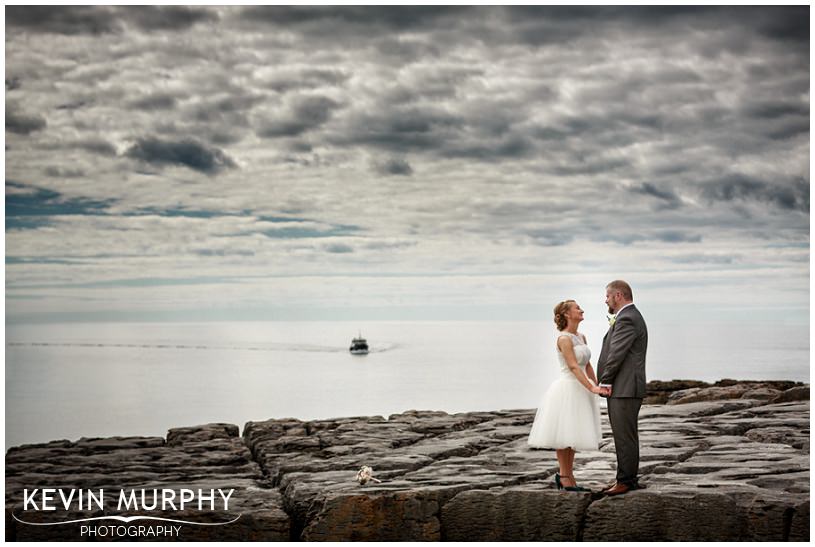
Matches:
[607,280,633,301]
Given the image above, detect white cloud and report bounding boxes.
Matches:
[5,6,809,322]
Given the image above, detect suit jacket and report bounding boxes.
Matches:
[597,304,648,398]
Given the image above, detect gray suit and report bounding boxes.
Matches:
[597,304,648,486]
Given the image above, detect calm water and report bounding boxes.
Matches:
[5,320,809,449]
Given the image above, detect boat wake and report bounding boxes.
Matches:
[7,341,400,354]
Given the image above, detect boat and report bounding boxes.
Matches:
[349,333,369,355]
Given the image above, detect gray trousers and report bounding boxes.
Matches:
[607,397,642,485]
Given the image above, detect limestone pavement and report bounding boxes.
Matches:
[5,381,809,541]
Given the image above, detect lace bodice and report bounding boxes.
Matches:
[556,331,591,376]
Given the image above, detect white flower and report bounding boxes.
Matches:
[356,465,382,485]
[607,315,617,326]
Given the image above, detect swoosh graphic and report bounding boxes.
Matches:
[12,513,242,527]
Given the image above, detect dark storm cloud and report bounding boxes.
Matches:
[333,106,462,152]
[6,105,46,135]
[473,6,717,48]
[265,69,350,93]
[668,254,738,265]
[56,100,90,111]
[630,183,683,210]
[155,120,250,148]
[76,138,118,156]
[6,6,120,35]
[701,175,809,213]
[373,38,442,64]
[507,4,709,23]
[592,231,702,245]
[207,131,248,146]
[739,97,809,141]
[742,100,809,120]
[751,6,809,43]
[550,157,631,177]
[334,69,531,161]
[378,66,486,107]
[287,141,314,154]
[237,5,462,30]
[128,93,178,111]
[124,137,237,175]
[506,6,808,47]
[526,230,574,247]
[146,79,268,147]
[256,96,342,138]
[44,167,86,179]
[531,110,664,154]
[6,6,218,35]
[190,94,265,123]
[119,6,219,31]
[441,135,537,161]
[6,77,22,91]
[763,119,810,141]
[374,158,414,176]
[42,137,117,156]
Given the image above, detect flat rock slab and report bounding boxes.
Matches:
[442,487,592,541]
[583,489,809,541]
[5,382,810,541]
[242,396,809,541]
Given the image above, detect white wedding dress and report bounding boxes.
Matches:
[527,331,602,451]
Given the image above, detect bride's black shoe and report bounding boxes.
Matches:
[558,474,591,493]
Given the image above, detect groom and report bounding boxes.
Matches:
[597,280,648,496]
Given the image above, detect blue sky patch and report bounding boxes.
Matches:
[257,214,311,223]
[6,256,80,265]
[6,180,115,229]
[127,207,227,219]
[261,223,361,239]
[7,275,239,290]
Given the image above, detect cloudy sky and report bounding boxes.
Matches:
[5,6,810,324]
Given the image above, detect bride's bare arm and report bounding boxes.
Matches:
[557,336,603,394]
[585,363,598,385]
[581,334,599,385]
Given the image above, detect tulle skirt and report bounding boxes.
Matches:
[527,375,602,451]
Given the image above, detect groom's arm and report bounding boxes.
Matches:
[598,316,637,385]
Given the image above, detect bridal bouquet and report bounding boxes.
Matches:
[356,465,382,485]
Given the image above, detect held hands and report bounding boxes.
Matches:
[590,384,612,397]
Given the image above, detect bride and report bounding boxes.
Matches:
[527,300,604,492]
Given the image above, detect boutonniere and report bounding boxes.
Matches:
[607,315,617,326]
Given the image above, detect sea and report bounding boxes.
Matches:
[5,320,810,449]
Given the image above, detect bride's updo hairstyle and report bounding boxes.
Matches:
[554,300,575,331]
